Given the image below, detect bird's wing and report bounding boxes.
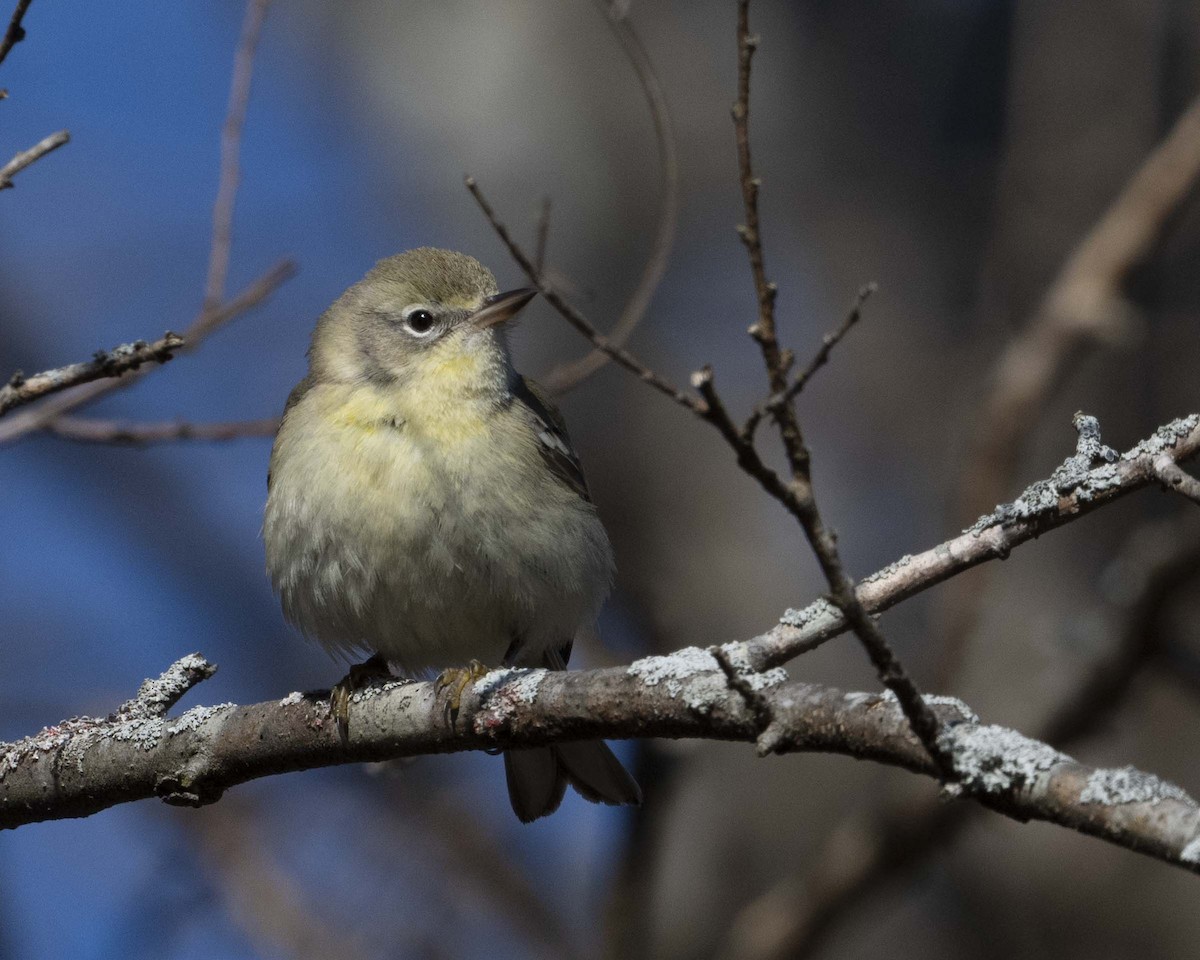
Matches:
[511,374,592,503]
[267,375,314,492]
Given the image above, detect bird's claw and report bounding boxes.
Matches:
[330,654,392,741]
[436,659,491,722]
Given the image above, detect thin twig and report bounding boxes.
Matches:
[541,0,680,395]
[0,260,296,445]
[739,414,1200,671]
[204,0,273,314]
[532,196,552,276]
[0,334,184,416]
[728,1,952,776]
[467,176,701,414]
[49,415,280,445]
[0,0,32,67]
[0,129,68,188]
[1153,457,1200,507]
[743,282,876,441]
[732,0,785,394]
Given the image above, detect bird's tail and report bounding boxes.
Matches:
[504,741,642,823]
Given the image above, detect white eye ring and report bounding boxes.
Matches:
[401,304,437,336]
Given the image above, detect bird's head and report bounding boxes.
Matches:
[309,247,536,398]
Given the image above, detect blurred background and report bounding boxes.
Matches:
[2,1,1200,957]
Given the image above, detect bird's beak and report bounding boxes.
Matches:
[471,288,537,329]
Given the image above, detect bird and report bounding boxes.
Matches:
[263,247,641,821]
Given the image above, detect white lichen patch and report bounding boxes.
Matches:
[472,668,548,726]
[474,668,546,705]
[744,667,788,691]
[923,694,981,725]
[120,653,215,719]
[1079,766,1196,807]
[1120,414,1199,461]
[628,646,788,713]
[938,723,1069,796]
[627,648,731,713]
[0,720,86,779]
[712,643,789,692]
[969,414,1200,534]
[779,599,839,629]
[349,679,411,704]
[860,554,915,585]
[0,700,235,781]
[628,647,719,696]
[1180,837,1200,865]
[165,703,235,736]
[857,689,980,724]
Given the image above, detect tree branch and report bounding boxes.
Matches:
[937,88,1200,690]
[727,516,1200,960]
[727,0,951,777]
[203,0,272,314]
[4,651,1200,878]
[47,414,279,445]
[1153,457,1200,507]
[0,0,33,67]
[0,129,68,189]
[467,176,702,415]
[742,282,875,442]
[0,333,184,416]
[739,412,1200,671]
[0,260,295,445]
[0,0,288,447]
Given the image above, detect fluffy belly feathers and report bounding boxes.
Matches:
[263,388,612,672]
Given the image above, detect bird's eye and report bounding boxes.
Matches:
[403,309,436,335]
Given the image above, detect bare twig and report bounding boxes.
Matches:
[1153,457,1200,507]
[727,1,951,776]
[468,176,700,414]
[0,260,296,445]
[0,333,184,416]
[5,651,1200,878]
[739,414,1200,671]
[540,0,679,395]
[0,129,68,188]
[532,196,552,276]
[49,415,279,445]
[742,283,876,442]
[0,0,32,67]
[732,0,786,397]
[115,653,217,722]
[204,0,273,313]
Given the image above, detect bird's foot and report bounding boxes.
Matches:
[330,653,392,741]
[435,659,491,722]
